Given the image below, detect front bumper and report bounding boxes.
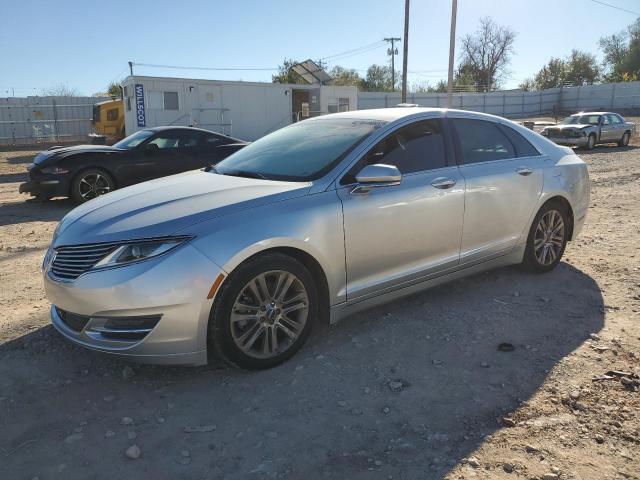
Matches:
[545,136,589,147]
[45,243,224,365]
[19,173,70,198]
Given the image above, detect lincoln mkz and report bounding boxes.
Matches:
[44,108,590,369]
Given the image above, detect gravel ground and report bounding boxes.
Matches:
[0,134,638,480]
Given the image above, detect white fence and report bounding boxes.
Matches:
[0,96,109,146]
[358,81,640,118]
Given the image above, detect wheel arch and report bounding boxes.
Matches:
[539,195,575,241]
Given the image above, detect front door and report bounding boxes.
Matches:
[337,118,465,301]
[449,117,544,265]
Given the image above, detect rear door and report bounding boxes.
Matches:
[337,118,465,300]
[449,116,544,265]
[606,114,625,142]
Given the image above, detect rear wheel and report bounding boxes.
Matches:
[71,169,115,203]
[208,253,317,370]
[522,201,569,273]
[618,131,630,147]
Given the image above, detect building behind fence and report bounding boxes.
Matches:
[0,96,109,146]
[2,81,640,146]
[358,81,640,117]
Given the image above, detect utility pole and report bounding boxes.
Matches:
[384,37,401,92]
[446,0,458,108]
[128,61,134,76]
[402,0,409,103]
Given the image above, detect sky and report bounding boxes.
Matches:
[1,0,639,96]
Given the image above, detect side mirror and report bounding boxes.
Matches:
[352,164,401,194]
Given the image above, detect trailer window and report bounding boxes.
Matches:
[107,108,119,121]
[163,92,179,110]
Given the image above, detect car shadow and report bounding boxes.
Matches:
[0,171,29,184]
[0,262,604,480]
[0,197,74,227]
[6,154,35,165]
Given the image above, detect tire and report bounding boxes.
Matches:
[521,201,569,273]
[618,131,630,147]
[585,133,596,150]
[70,169,115,203]
[208,253,318,370]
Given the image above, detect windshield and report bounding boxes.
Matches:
[214,118,385,181]
[113,130,154,149]
[560,114,601,126]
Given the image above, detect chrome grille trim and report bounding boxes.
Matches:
[51,242,120,280]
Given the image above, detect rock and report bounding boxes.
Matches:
[501,417,516,427]
[374,460,382,466]
[525,444,540,453]
[105,430,115,439]
[122,366,136,380]
[497,342,515,352]
[127,431,137,440]
[590,333,600,340]
[184,425,216,433]
[503,462,514,473]
[337,400,347,407]
[595,434,605,444]
[121,417,134,426]
[543,474,558,480]
[432,359,442,366]
[103,395,115,402]
[569,390,581,400]
[181,450,190,458]
[125,445,141,459]
[363,387,371,394]
[381,406,391,414]
[388,380,404,392]
[64,433,84,444]
[467,457,480,468]
[480,361,489,368]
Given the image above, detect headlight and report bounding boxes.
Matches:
[41,166,70,174]
[540,130,548,136]
[93,237,191,269]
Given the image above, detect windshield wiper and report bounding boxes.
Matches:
[222,170,267,180]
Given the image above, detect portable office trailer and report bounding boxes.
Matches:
[121,75,357,141]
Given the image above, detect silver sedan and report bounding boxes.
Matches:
[43,108,590,369]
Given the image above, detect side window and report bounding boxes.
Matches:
[498,125,540,158]
[602,115,610,125]
[163,91,179,110]
[205,134,222,145]
[453,119,515,164]
[609,114,622,125]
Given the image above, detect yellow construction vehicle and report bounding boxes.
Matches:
[91,98,125,143]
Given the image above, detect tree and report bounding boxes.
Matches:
[360,64,394,92]
[40,83,78,96]
[458,17,517,91]
[600,18,640,82]
[524,57,568,90]
[93,82,122,98]
[328,66,363,87]
[272,59,306,84]
[564,49,600,86]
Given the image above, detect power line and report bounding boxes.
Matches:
[320,40,386,61]
[587,0,640,15]
[384,37,401,92]
[132,62,279,71]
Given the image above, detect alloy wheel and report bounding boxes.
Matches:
[533,209,565,266]
[230,270,309,359]
[79,173,112,200]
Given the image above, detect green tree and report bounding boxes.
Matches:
[272,59,306,84]
[564,49,600,86]
[600,18,640,81]
[459,17,517,91]
[360,64,394,92]
[328,66,363,87]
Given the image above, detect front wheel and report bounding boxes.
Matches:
[618,131,630,147]
[522,202,569,273]
[585,134,596,150]
[208,253,318,370]
[71,169,115,203]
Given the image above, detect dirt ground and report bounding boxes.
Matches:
[0,132,638,480]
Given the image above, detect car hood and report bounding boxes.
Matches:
[547,124,593,130]
[34,145,122,165]
[54,170,311,246]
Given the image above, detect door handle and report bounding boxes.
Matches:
[431,177,456,189]
[516,167,534,176]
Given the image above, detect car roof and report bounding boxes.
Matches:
[311,107,505,123]
[571,111,616,116]
[143,126,244,141]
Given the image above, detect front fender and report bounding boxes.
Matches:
[179,191,347,305]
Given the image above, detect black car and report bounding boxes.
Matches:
[19,126,248,203]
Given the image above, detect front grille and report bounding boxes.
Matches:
[547,128,568,138]
[51,242,119,280]
[56,307,90,332]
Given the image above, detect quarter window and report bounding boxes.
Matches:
[498,125,540,158]
[452,119,515,164]
[342,119,447,184]
[163,92,179,110]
